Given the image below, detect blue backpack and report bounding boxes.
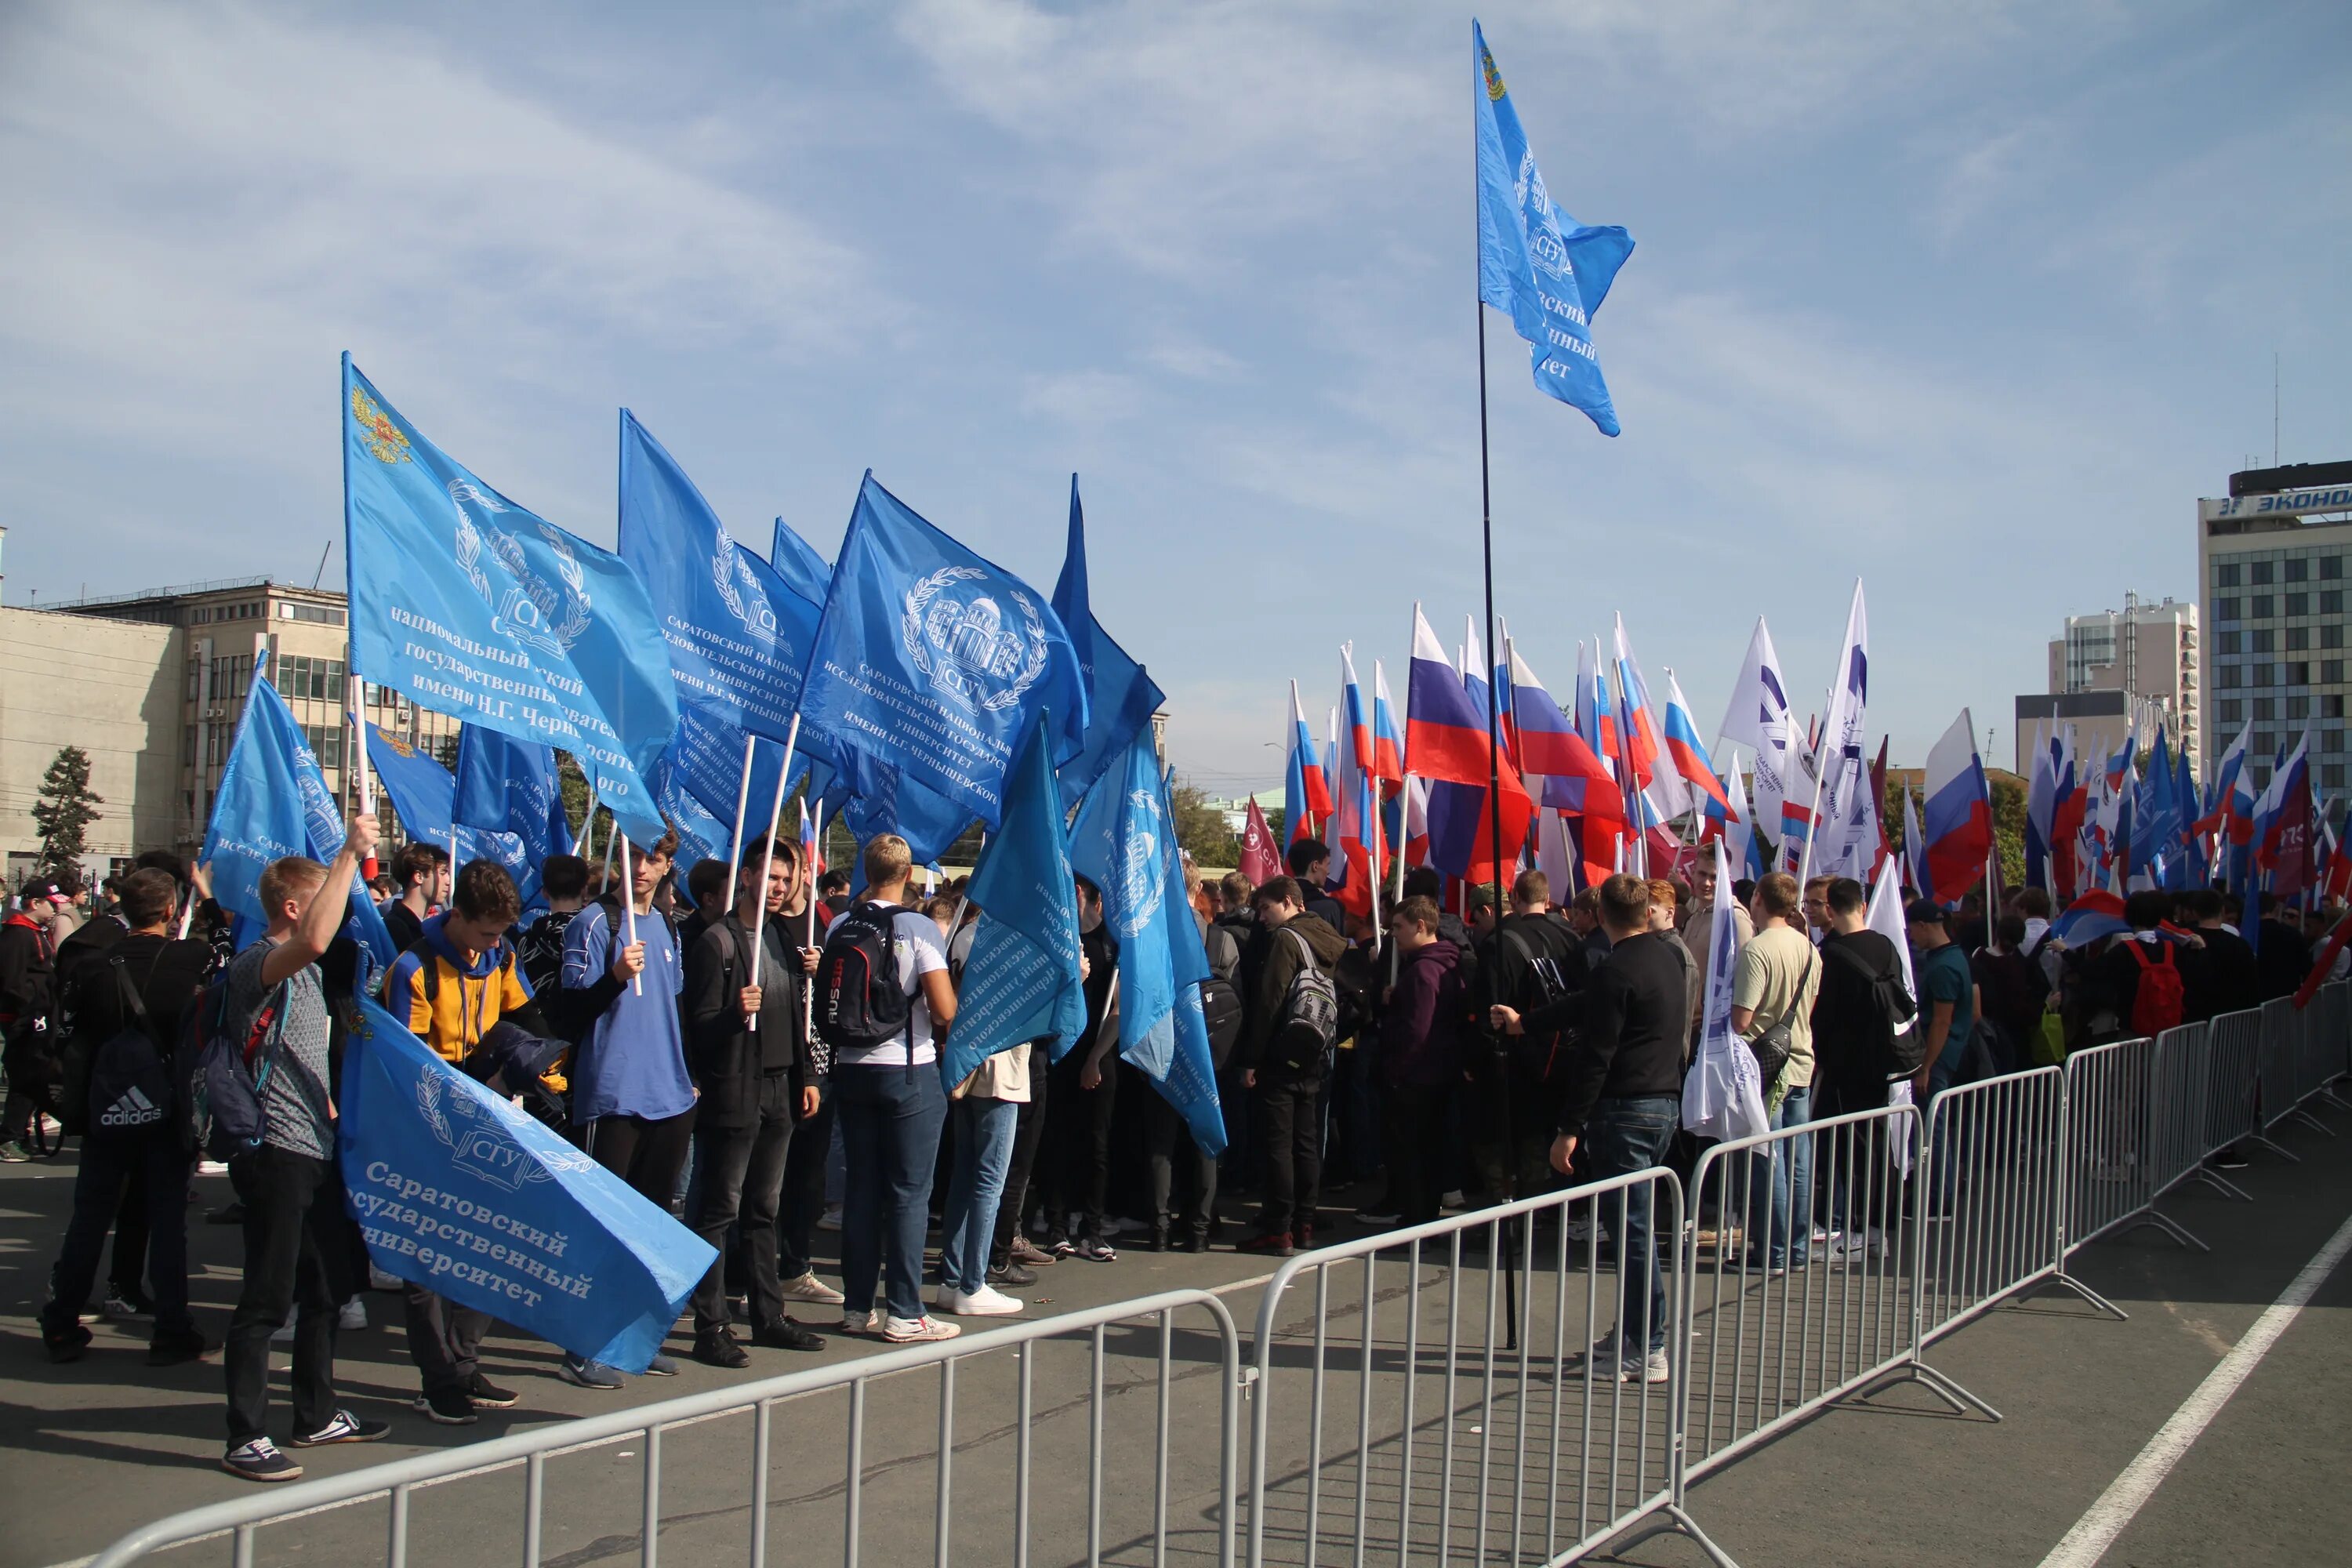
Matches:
[184,971,289,1160]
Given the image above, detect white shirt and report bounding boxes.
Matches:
[825,903,948,1067]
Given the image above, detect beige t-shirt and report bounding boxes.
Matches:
[1730,924,1820,1088]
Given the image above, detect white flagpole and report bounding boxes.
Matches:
[746,714,802,1031]
[599,808,619,889]
[618,833,641,996]
[351,683,379,884]
[727,731,758,895]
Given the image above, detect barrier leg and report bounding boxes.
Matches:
[2189,1167,2253,1203]
[2043,1269,2131,1320]
[2284,1105,2335,1137]
[2111,1207,2209,1254]
[1598,1503,1744,1568]
[2248,1131,2302,1164]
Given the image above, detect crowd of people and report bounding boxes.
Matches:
[1,817,2340,1477]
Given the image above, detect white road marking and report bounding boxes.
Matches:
[2036,1206,2352,1568]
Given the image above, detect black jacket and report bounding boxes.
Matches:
[1812,928,1904,1095]
[1240,912,1348,1078]
[1522,929,1686,1133]
[2183,925,2259,1021]
[684,915,814,1128]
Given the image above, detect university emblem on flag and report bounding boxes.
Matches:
[711,541,779,638]
[1114,787,1165,939]
[416,1069,591,1192]
[902,567,1049,713]
[379,731,417,760]
[1481,46,1505,100]
[352,387,412,464]
[451,483,594,659]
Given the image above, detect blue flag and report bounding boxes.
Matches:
[617,412,816,744]
[453,728,569,910]
[342,356,678,843]
[1068,731,1180,1078]
[938,717,1086,1085]
[1152,765,1228,1157]
[368,726,532,902]
[799,474,1088,829]
[203,674,396,974]
[1473,22,1632,435]
[338,993,715,1373]
[769,517,833,613]
[1053,477,1166,811]
[829,743,973,867]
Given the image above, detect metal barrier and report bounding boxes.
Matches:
[2063,1036,2205,1264]
[2147,1022,2253,1205]
[2257,998,2326,1140]
[1243,1167,1732,1568]
[1915,1067,2067,1349]
[88,1289,1243,1568]
[2296,981,2351,1111]
[2203,1007,2285,1165]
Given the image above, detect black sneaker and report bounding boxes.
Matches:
[644,1352,681,1377]
[43,1322,93,1363]
[751,1317,825,1352]
[694,1330,750,1369]
[559,1356,622,1389]
[222,1436,303,1482]
[2214,1147,2251,1171]
[412,1386,479,1425]
[292,1409,391,1446]
[465,1371,520,1408]
[147,1327,209,1367]
[988,1261,1038,1288]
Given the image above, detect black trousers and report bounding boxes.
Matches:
[224,1147,345,1445]
[1146,1082,1216,1235]
[989,1076,1047,1269]
[589,1105,698,1214]
[1383,1089,1452,1226]
[1254,1073,1324,1236]
[401,1283,492,1396]
[1039,1051,1116,1242]
[777,1090,833,1281]
[111,1174,151,1298]
[692,1075,797,1334]
[42,1129,191,1336]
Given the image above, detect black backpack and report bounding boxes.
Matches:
[1497,927,1575,1081]
[60,951,174,1136]
[185,970,289,1161]
[1196,920,1244,1067]
[1826,939,1922,1080]
[817,902,914,1055]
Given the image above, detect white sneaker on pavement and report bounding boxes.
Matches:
[944,1286,1024,1316]
[338,1298,367,1332]
[780,1271,845,1305]
[883,1314,962,1343]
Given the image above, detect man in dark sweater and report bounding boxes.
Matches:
[1237,876,1348,1255]
[1490,873,1682,1381]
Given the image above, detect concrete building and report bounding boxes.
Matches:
[2,578,460,889]
[2198,460,2352,796]
[2032,594,2200,776]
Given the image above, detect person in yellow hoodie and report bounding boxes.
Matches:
[382,859,560,1425]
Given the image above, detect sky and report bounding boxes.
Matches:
[4,0,2348,799]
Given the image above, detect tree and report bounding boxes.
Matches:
[1883,772,2027,893]
[1170,778,1241,869]
[31,745,102,875]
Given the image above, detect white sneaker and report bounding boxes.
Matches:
[884,1314,962,1343]
[1620,1346,1671,1385]
[944,1286,1024,1316]
[369,1266,402,1293]
[779,1271,845,1305]
[1440,1191,1468,1212]
[197,1160,230,1177]
[338,1298,367,1332]
[1563,1216,1611,1246]
[818,1204,844,1232]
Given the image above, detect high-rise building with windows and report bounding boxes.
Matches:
[2019,593,2199,779]
[2198,461,2352,795]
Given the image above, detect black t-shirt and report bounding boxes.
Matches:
[66,932,214,1057]
[2183,926,2259,1021]
[1812,927,1903,1094]
[381,900,426,957]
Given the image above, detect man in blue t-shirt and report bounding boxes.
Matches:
[1906,898,1978,1098]
[561,829,691,1385]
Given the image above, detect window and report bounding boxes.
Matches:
[2288,627,2310,651]
[2328,730,2348,756]
[2252,662,2275,687]
[2328,660,2347,684]
[2218,631,2242,655]
[2252,629,2275,653]
[2326,764,2347,791]
[2327,626,2345,650]
[2328,695,2347,720]
[2288,696,2310,721]
[2287,592,2309,616]
[2325,590,2345,615]
[2290,661,2312,684]
[2252,594,2274,618]
[304,725,344,771]
[2220,699,2245,724]
[186,658,201,701]
[2252,561,2274,585]
[2218,563,2242,587]
[278,601,347,626]
[2255,698,2277,720]
[2288,558,2309,583]
[2326,557,2345,581]
[2252,746,2275,775]
[2219,664,2241,688]
[2216,597,2240,621]
[180,728,195,765]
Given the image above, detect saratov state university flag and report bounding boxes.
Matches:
[1054,477,1164,811]
[798,474,1087,829]
[454,727,570,911]
[339,993,715,1374]
[1473,20,1632,434]
[343,357,678,844]
[367,725,532,902]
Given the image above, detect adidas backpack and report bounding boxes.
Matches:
[816,901,915,1054]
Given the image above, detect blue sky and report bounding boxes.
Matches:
[4,0,2347,796]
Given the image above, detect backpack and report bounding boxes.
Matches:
[60,950,174,1136]
[2127,940,2186,1036]
[1825,938,1922,1081]
[1272,926,1339,1074]
[816,902,914,1055]
[185,970,290,1161]
[1498,927,1574,1081]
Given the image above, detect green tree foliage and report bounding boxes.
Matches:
[1884,772,2027,894]
[1170,779,1241,869]
[31,745,102,873]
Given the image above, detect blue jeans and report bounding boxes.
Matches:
[834,1063,949,1322]
[939,1097,1018,1296]
[1744,1087,1814,1269]
[1582,1095,1679,1353]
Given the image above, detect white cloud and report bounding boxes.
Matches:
[1018,368,1143,426]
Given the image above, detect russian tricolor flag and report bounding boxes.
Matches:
[2050,887,2131,949]
[1406,604,1533,883]
[1613,615,1689,823]
[1509,644,1620,825]
[1662,670,1733,816]
[1921,708,1993,904]
[1283,679,1333,844]
[1575,637,1618,781]
[1370,659,1405,789]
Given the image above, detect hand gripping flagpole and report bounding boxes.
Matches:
[618,833,641,996]
[746,714,801,1033]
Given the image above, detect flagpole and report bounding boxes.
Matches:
[805,796,822,1044]
[727,731,758,895]
[746,713,802,1033]
[1474,224,1506,908]
[618,833,641,996]
[340,354,378,887]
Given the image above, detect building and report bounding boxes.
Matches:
[2198,460,2352,796]
[2027,594,2200,777]
[2011,691,2132,782]
[1,577,460,888]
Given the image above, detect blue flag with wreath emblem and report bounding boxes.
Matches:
[342,356,677,843]
[1052,477,1165,812]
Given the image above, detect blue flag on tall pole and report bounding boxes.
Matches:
[798,474,1088,829]
[338,993,715,1374]
[203,673,396,973]
[1052,477,1165,811]
[1472,21,1632,435]
[938,715,1086,1087]
[1151,762,1228,1156]
[342,356,678,843]
[769,517,833,612]
[368,726,532,899]
[1069,731,1178,1076]
[453,728,568,911]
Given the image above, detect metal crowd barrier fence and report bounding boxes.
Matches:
[2147,1022,2252,1206]
[2062,1036,2206,1267]
[2296,981,2351,1112]
[2202,1007,2281,1164]
[1242,1167,1733,1568]
[2257,997,2324,1140]
[86,1289,1243,1568]
[1915,1066,2068,1351]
